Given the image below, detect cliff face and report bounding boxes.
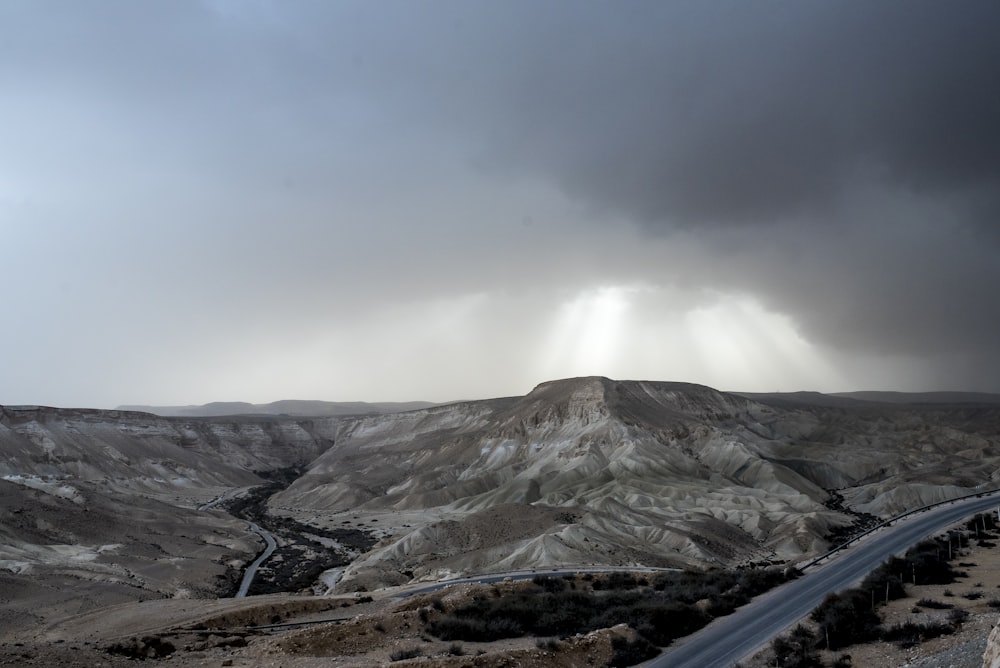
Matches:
[984,622,1000,668]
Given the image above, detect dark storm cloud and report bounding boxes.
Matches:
[377,0,1000,379]
[3,1,1000,405]
[434,1,1000,228]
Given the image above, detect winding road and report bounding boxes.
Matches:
[650,492,1000,667]
[235,521,278,598]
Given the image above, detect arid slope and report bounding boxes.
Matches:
[269,378,1000,591]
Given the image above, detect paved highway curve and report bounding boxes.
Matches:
[235,521,278,598]
[650,492,1000,668]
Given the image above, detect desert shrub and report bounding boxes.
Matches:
[389,647,422,661]
[963,591,984,600]
[605,572,642,590]
[428,568,785,647]
[965,514,998,533]
[446,643,464,656]
[948,608,969,626]
[427,583,708,645]
[770,625,822,668]
[860,560,907,602]
[532,575,567,592]
[881,620,954,648]
[915,598,953,609]
[535,638,560,651]
[987,599,1000,608]
[810,590,882,650]
[609,634,660,667]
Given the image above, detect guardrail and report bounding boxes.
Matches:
[799,484,1000,571]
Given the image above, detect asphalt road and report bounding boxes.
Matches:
[651,493,1000,668]
[235,520,278,598]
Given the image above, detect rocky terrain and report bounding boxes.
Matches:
[270,378,1000,591]
[3,378,1000,665]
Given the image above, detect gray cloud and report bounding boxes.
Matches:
[2,1,999,406]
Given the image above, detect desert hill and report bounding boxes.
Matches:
[3,377,1000,627]
[267,377,1000,590]
[116,399,439,417]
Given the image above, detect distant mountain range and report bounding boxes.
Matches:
[116,399,441,417]
[830,390,1000,405]
[735,390,1000,407]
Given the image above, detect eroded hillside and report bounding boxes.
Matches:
[267,378,1000,591]
[2,379,999,633]
[0,406,340,628]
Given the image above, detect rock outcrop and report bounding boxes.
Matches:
[984,621,1000,668]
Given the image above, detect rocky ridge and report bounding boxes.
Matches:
[266,377,1000,591]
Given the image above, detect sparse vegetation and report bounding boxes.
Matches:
[609,634,659,667]
[769,625,822,668]
[426,568,790,657]
[389,647,423,661]
[881,620,954,648]
[806,536,976,652]
[947,608,969,626]
[915,598,953,609]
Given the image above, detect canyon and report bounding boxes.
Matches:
[2,377,1000,665]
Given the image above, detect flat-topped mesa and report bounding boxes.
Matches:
[605,380,762,426]
[512,376,614,426]
[508,377,761,430]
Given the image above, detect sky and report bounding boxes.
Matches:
[2,1,999,408]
